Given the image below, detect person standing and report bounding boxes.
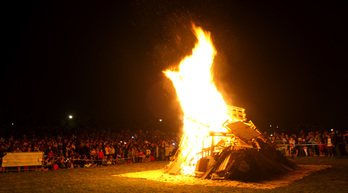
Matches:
[289,137,297,157]
[327,133,334,157]
[110,145,115,159]
[344,131,348,155]
[332,131,341,158]
[130,147,136,163]
[104,144,110,158]
[97,149,104,165]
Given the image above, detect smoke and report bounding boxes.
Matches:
[131,0,243,118]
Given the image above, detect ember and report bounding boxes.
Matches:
[163,25,295,180]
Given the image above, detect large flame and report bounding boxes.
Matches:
[163,25,231,175]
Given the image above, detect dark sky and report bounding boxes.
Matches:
[1,1,347,132]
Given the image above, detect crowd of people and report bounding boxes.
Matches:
[265,129,348,158]
[1,127,347,172]
[0,129,179,172]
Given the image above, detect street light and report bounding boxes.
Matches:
[68,115,73,119]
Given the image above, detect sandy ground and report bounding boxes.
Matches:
[116,165,331,189]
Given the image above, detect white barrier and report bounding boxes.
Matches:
[1,152,43,167]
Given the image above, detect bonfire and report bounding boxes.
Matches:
[163,25,295,181]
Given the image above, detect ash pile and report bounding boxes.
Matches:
[164,106,296,181]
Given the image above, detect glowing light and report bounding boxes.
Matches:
[163,25,231,175]
[68,115,73,119]
[164,25,229,128]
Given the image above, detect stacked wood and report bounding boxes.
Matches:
[199,139,296,181]
[164,108,296,181]
[165,135,296,181]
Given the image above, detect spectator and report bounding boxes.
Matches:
[297,138,304,157]
[302,139,308,156]
[90,148,97,157]
[97,149,104,165]
[110,145,115,159]
[344,131,348,155]
[289,137,297,157]
[137,150,144,162]
[145,148,151,162]
[104,144,110,158]
[319,142,325,156]
[333,131,342,158]
[327,133,334,157]
[58,157,66,169]
[130,147,136,163]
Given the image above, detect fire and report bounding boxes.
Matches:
[163,25,232,175]
[162,25,294,179]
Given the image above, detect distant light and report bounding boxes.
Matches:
[331,129,333,131]
[270,125,272,127]
[159,119,163,122]
[276,126,278,128]
[11,123,14,126]
[68,115,73,119]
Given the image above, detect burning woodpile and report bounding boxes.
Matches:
[164,107,296,180]
[162,25,295,181]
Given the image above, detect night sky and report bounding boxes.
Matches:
[2,1,347,133]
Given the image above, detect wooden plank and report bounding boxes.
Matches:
[201,146,232,179]
[216,153,231,172]
[168,153,186,174]
[224,153,244,179]
[226,122,261,141]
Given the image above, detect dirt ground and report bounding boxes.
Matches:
[116,164,331,189]
[1,156,347,192]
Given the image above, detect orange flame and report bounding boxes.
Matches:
[163,25,231,175]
